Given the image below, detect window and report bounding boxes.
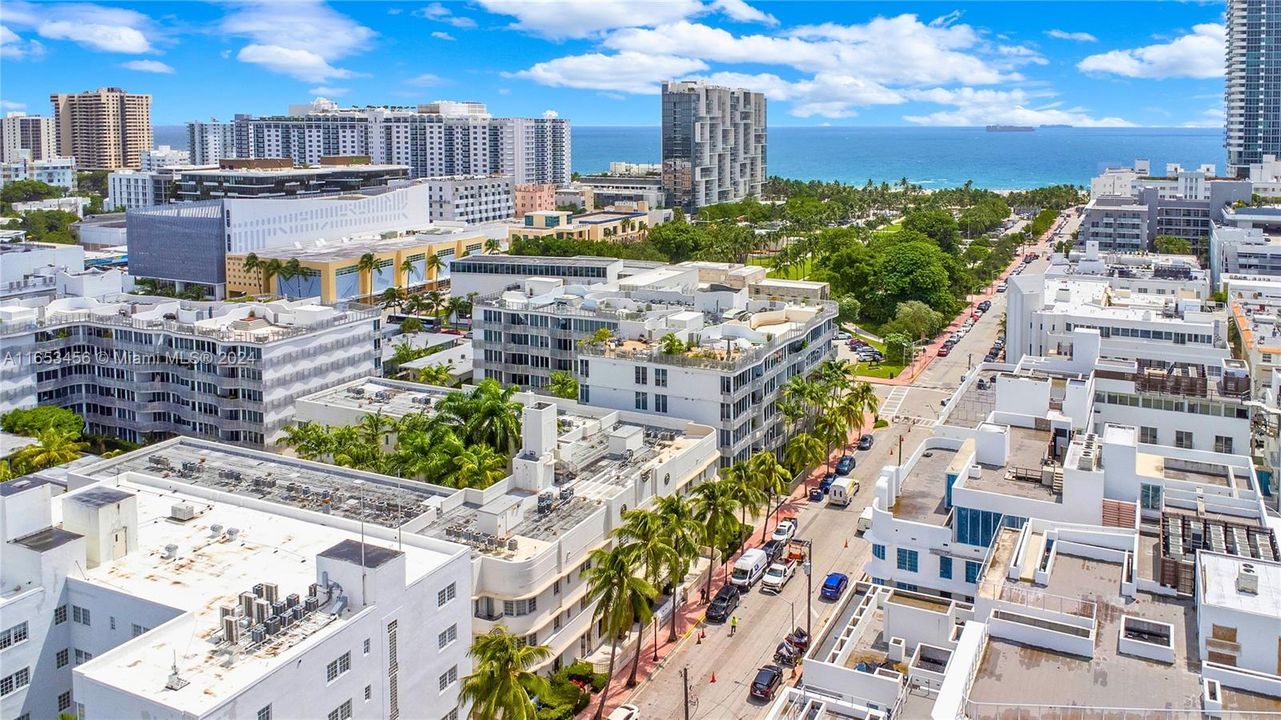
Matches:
[110,616,116,631]
[131,624,148,638]
[635,366,647,385]
[1214,435,1234,454]
[655,368,668,387]
[1175,430,1193,449]
[0,667,30,697]
[895,582,919,592]
[363,638,370,655]
[1140,426,1158,444]
[364,685,372,701]
[327,700,353,720]
[59,692,72,712]
[258,706,272,720]
[1140,483,1163,511]
[72,605,91,626]
[438,583,456,607]
[939,557,953,580]
[634,391,647,411]
[0,621,28,649]
[439,624,458,649]
[896,548,919,572]
[1211,624,1238,643]
[57,648,70,668]
[503,598,537,616]
[965,561,982,584]
[655,394,668,413]
[579,385,590,403]
[442,709,459,720]
[74,649,92,665]
[54,605,67,625]
[872,544,886,560]
[326,651,352,682]
[439,666,458,692]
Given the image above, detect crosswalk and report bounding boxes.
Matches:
[880,386,909,419]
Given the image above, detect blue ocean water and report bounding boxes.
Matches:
[571,126,1225,190]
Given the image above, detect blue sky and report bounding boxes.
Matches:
[0,1,1227,127]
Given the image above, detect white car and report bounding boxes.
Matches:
[761,561,797,593]
[834,331,851,341]
[608,705,641,720]
[771,519,797,543]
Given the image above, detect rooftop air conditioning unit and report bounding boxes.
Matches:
[1237,564,1259,594]
[170,503,196,521]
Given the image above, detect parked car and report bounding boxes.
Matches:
[761,560,798,594]
[820,572,850,601]
[730,549,771,588]
[771,519,798,543]
[808,486,826,502]
[857,434,874,451]
[937,345,952,357]
[761,539,785,563]
[819,473,837,493]
[996,283,1008,293]
[835,455,856,476]
[749,665,785,701]
[706,584,741,622]
[834,331,851,341]
[608,705,641,720]
[978,300,992,311]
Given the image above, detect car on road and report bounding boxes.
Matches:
[761,539,785,564]
[771,519,798,543]
[706,584,741,623]
[857,434,874,451]
[749,665,785,701]
[761,560,798,593]
[835,455,856,475]
[996,283,1007,292]
[937,345,952,357]
[834,331,851,341]
[808,486,826,502]
[978,300,992,312]
[820,572,850,601]
[607,704,641,720]
[819,473,836,493]
[730,548,771,588]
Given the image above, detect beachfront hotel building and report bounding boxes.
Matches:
[0,442,472,720]
[0,296,380,447]
[49,88,152,170]
[661,80,766,210]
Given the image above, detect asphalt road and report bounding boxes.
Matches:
[622,218,1062,720]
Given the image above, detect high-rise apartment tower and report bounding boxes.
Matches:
[1226,0,1281,176]
[49,87,152,170]
[661,80,766,210]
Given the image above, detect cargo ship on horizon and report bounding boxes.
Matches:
[986,125,1035,132]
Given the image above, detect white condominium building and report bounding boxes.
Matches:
[1049,241,1211,299]
[294,378,721,669]
[425,175,515,224]
[0,441,471,720]
[0,113,57,163]
[661,80,767,210]
[0,296,381,448]
[1005,274,1229,367]
[139,145,190,171]
[187,120,240,166]
[0,156,75,191]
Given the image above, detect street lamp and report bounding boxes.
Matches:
[800,539,813,641]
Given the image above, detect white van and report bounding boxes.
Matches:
[827,476,859,507]
[857,507,874,533]
[729,548,769,588]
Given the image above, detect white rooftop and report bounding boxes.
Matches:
[1199,552,1281,616]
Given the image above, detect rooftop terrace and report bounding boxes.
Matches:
[891,447,958,525]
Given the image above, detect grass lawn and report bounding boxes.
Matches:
[748,256,811,280]
[843,332,908,379]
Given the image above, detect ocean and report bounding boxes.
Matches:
[153,124,1224,190]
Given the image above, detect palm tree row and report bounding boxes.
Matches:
[275,379,521,489]
[781,359,880,476]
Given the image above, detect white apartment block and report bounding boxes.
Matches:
[186,120,239,166]
[471,263,835,464]
[426,175,515,224]
[107,164,217,210]
[0,441,471,720]
[294,378,721,669]
[0,242,87,303]
[0,113,57,163]
[231,101,571,185]
[0,296,380,447]
[1050,241,1211,298]
[1005,274,1229,367]
[140,145,190,171]
[0,157,75,190]
[661,80,767,210]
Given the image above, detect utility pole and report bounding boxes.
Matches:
[682,666,691,720]
[803,539,813,641]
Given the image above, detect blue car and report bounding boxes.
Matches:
[809,486,825,502]
[819,473,836,492]
[835,455,856,476]
[820,572,849,601]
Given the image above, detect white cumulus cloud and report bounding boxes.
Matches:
[121,59,174,74]
[903,87,1134,127]
[222,1,374,81]
[1046,29,1097,42]
[712,0,777,26]
[1078,23,1224,79]
[510,52,709,94]
[431,31,455,41]
[413,3,477,28]
[237,44,354,82]
[477,0,703,39]
[0,24,45,59]
[3,2,161,54]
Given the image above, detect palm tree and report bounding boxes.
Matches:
[356,252,378,298]
[452,444,509,489]
[721,462,765,542]
[751,451,792,542]
[459,379,523,454]
[425,253,446,285]
[690,479,740,601]
[399,257,420,287]
[485,237,502,254]
[414,364,454,386]
[380,287,404,310]
[658,332,685,355]
[834,393,866,454]
[849,380,880,425]
[11,428,87,474]
[260,259,283,295]
[814,412,846,475]
[275,421,334,461]
[356,411,395,450]
[654,493,701,642]
[241,253,265,292]
[784,431,825,480]
[584,545,656,720]
[459,626,551,720]
[614,509,674,687]
[547,370,578,400]
[423,290,446,327]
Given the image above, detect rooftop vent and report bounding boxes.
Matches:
[226,527,241,541]
[1237,563,1259,594]
[162,543,179,559]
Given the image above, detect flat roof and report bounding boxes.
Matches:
[453,254,621,268]
[179,164,408,178]
[892,447,957,525]
[1199,552,1281,616]
[961,426,1059,502]
[73,475,453,714]
[300,377,455,418]
[81,437,451,529]
[240,229,486,262]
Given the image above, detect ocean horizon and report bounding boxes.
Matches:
[153,124,1224,191]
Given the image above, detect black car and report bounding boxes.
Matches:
[749,665,785,701]
[978,300,992,312]
[761,539,785,563]
[706,585,741,623]
[857,434,874,451]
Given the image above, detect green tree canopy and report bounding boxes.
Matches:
[903,208,960,253]
[0,179,63,204]
[1153,235,1193,255]
[2,406,85,437]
